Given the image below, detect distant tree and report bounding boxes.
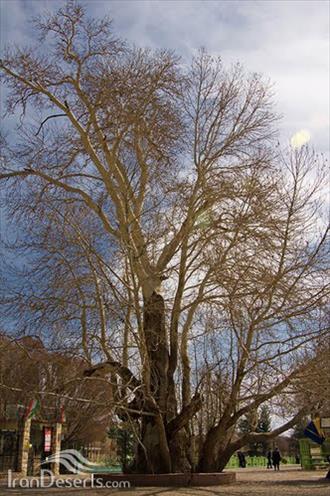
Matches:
[258,406,271,434]
[257,406,272,454]
[108,422,135,472]
[238,406,271,455]
[238,410,257,436]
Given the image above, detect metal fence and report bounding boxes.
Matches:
[226,455,298,468]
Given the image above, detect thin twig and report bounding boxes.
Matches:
[35,113,67,136]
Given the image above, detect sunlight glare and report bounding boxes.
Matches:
[290,129,311,148]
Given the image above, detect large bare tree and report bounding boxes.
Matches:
[1,2,329,473]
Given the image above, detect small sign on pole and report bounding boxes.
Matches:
[321,418,330,429]
[44,427,52,453]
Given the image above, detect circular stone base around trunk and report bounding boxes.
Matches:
[95,472,236,487]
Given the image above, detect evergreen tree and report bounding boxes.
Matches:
[257,406,271,433]
[256,406,272,455]
[238,406,271,455]
[108,422,135,472]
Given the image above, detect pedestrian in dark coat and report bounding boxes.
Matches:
[272,447,281,471]
[237,451,246,468]
[267,450,272,469]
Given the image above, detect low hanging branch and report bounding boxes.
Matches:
[0,382,155,417]
[83,360,141,390]
[229,408,306,454]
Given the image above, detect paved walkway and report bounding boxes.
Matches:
[0,466,329,495]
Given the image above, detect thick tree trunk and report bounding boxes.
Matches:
[198,426,220,472]
[198,421,236,472]
[131,416,195,474]
[130,290,197,473]
[216,446,237,472]
[129,291,171,473]
[198,437,236,473]
[143,291,169,411]
[131,415,171,473]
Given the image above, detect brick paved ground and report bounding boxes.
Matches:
[0,466,329,496]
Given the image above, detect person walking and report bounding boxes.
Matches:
[237,451,246,468]
[272,447,281,471]
[266,450,272,469]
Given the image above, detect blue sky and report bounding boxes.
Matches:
[0,0,329,155]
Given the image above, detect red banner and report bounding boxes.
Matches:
[44,427,52,452]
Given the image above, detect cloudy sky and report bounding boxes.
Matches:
[0,0,329,155]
